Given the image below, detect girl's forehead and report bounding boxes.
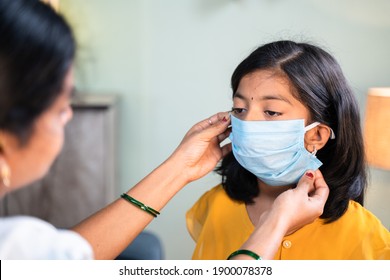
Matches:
[237,70,295,97]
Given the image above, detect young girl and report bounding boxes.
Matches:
[186,40,390,260]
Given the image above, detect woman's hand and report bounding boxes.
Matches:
[233,170,329,260]
[169,112,232,184]
[264,169,330,236]
[75,112,231,259]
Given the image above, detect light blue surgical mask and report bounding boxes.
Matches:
[229,114,327,186]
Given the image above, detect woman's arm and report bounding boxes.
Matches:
[231,170,329,260]
[72,112,231,259]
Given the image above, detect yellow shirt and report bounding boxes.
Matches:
[186,184,390,260]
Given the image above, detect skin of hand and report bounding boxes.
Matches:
[72,111,232,259]
[265,169,329,235]
[232,170,329,260]
[168,111,232,184]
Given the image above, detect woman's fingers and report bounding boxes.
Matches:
[295,170,316,194]
[310,170,330,206]
[217,126,231,142]
[188,112,231,137]
[295,169,329,216]
[220,142,232,158]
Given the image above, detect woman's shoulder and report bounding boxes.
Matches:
[0,216,93,259]
[0,216,58,238]
[0,215,54,228]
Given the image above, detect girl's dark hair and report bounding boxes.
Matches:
[216,40,367,222]
[0,0,75,143]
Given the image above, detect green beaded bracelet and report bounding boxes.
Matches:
[120,193,160,218]
[227,249,262,260]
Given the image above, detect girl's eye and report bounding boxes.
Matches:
[264,110,281,117]
[231,107,246,115]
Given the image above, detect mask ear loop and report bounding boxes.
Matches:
[329,128,336,139]
[305,122,336,140]
[304,122,320,131]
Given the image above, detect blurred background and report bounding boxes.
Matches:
[51,0,390,259]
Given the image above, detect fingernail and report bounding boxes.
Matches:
[305,172,314,179]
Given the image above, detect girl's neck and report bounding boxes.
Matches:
[246,179,294,227]
[257,179,293,198]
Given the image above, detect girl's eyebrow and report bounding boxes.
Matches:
[233,91,292,105]
[260,94,292,105]
[233,91,246,100]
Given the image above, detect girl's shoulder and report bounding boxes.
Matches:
[193,184,239,207]
[338,201,389,236]
[345,201,386,224]
[186,184,247,243]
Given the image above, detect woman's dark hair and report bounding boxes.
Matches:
[0,0,75,143]
[216,40,367,223]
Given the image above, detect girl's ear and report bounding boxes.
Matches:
[304,124,333,153]
[0,134,10,188]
